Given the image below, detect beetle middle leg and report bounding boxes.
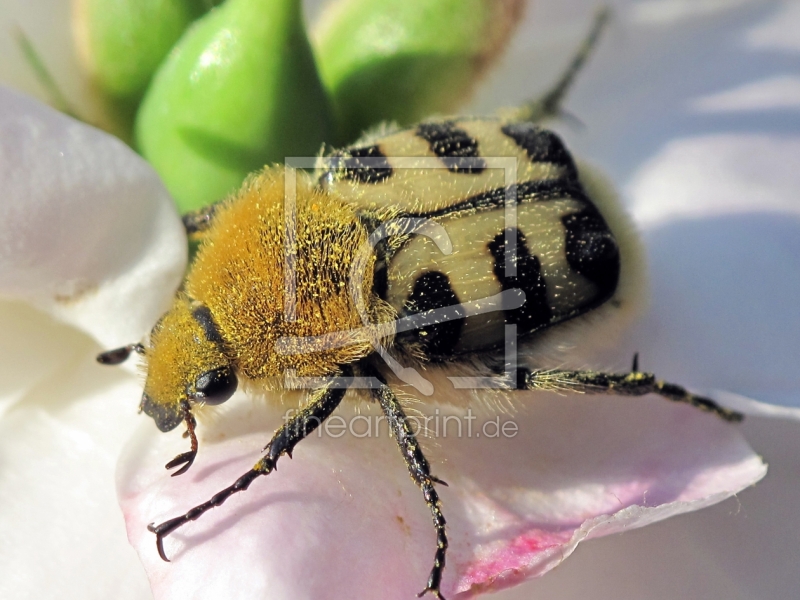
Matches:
[147,366,353,561]
[514,365,744,423]
[360,363,449,600]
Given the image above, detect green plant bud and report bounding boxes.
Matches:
[73,0,213,100]
[313,0,525,144]
[136,0,334,211]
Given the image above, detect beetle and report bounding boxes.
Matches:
[98,12,742,598]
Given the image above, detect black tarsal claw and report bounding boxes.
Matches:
[148,516,187,562]
[147,523,171,562]
[165,450,196,477]
[417,587,445,599]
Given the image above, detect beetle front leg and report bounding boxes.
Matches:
[148,368,352,561]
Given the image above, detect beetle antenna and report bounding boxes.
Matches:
[96,343,145,365]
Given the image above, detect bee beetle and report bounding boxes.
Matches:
[98,12,742,599]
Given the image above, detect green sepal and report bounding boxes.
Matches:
[313,0,524,144]
[135,0,335,212]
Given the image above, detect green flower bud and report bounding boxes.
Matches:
[74,0,213,100]
[73,0,215,140]
[136,0,334,212]
[313,0,525,144]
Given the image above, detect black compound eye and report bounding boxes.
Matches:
[195,367,237,406]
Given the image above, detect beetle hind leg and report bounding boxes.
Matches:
[514,364,744,423]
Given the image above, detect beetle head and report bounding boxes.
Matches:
[141,296,237,432]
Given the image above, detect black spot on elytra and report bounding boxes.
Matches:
[416,121,486,174]
[402,271,465,357]
[501,123,577,178]
[487,228,552,334]
[335,145,393,183]
[562,208,620,301]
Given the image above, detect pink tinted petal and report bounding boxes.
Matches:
[494,416,800,600]
[119,387,763,599]
[0,86,186,348]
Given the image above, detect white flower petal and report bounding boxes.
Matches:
[0,352,151,600]
[617,134,800,408]
[0,84,184,599]
[118,388,763,599]
[690,75,800,113]
[745,1,800,53]
[0,300,82,416]
[630,0,753,25]
[709,391,800,421]
[0,86,187,348]
[627,134,800,226]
